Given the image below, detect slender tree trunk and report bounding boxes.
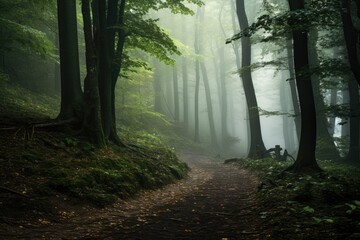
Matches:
[173,64,180,122]
[182,17,189,131]
[153,59,163,113]
[81,0,106,147]
[109,0,126,144]
[341,0,360,163]
[56,0,84,120]
[194,8,201,143]
[93,0,113,141]
[200,62,218,148]
[235,0,268,159]
[182,55,189,130]
[342,0,360,85]
[347,78,360,163]
[218,5,230,148]
[286,0,321,172]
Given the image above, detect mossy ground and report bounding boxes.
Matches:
[228,158,360,239]
[0,74,188,219]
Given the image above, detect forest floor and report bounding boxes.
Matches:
[1,151,269,239]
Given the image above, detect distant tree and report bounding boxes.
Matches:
[194,7,201,143]
[218,3,230,148]
[182,18,189,131]
[173,64,180,122]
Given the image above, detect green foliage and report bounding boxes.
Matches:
[0,0,56,58]
[125,16,180,65]
[229,157,360,238]
[0,72,59,118]
[226,0,341,43]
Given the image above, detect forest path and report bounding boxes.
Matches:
[2,151,267,239]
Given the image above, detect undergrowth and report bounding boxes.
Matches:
[0,72,188,208]
[228,158,360,239]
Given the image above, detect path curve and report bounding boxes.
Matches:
[2,152,267,239]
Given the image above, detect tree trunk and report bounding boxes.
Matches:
[235,0,268,159]
[194,8,201,143]
[347,78,360,163]
[341,0,360,163]
[286,0,321,172]
[81,0,106,147]
[182,55,189,131]
[200,61,218,148]
[153,59,164,113]
[218,6,230,148]
[56,0,84,120]
[109,0,126,144]
[173,64,180,122]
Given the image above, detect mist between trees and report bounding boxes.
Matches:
[1,0,359,171]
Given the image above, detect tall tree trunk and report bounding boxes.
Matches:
[56,0,84,120]
[182,55,189,131]
[235,0,268,159]
[286,0,321,172]
[93,0,114,141]
[81,0,106,147]
[153,59,164,113]
[109,0,126,144]
[219,45,229,147]
[182,17,189,131]
[199,7,218,148]
[308,29,340,160]
[218,5,229,148]
[341,0,360,163]
[342,0,360,85]
[347,78,360,163]
[173,64,180,122]
[194,8,201,143]
[200,61,218,148]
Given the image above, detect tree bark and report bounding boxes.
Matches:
[286,0,321,172]
[194,8,201,143]
[341,0,360,163]
[81,0,106,147]
[235,0,268,159]
[56,0,84,120]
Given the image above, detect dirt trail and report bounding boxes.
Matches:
[1,152,267,239]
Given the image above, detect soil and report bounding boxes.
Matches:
[0,151,269,239]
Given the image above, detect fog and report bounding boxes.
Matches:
[146,0,302,157]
